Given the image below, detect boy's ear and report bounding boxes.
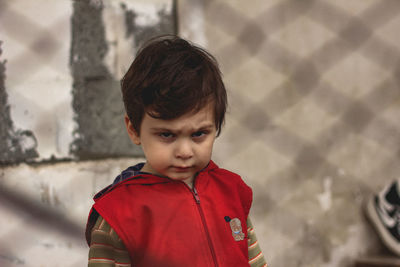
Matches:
[124,114,141,145]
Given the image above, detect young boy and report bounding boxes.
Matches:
[86,35,267,267]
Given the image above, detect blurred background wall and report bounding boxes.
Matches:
[1,0,400,266]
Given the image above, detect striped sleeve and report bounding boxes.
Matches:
[88,215,131,267]
[247,217,268,267]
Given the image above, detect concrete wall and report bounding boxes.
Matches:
[0,0,174,266]
[2,0,400,266]
[179,0,400,266]
[0,0,176,164]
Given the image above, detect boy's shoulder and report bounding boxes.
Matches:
[210,164,241,177]
[92,163,149,201]
[206,161,251,188]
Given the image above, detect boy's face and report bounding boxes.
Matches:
[125,104,217,187]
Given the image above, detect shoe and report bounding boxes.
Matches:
[366,180,400,256]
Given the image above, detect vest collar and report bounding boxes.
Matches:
[94,160,219,200]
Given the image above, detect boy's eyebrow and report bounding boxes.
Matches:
[150,123,215,133]
[150,127,173,132]
[193,124,215,131]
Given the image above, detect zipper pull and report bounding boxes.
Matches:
[193,187,200,204]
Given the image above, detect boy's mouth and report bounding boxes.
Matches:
[171,166,192,172]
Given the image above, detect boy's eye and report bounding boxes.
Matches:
[192,131,207,138]
[159,132,174,138]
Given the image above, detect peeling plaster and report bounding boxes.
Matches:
[0,42,39,164]
[317,176,333,212]
[102,0,175,79]
[178,0,207,47]
[0,1,74,162]
[102,2,136,79]
[122,1,172,27]
[39,182,63,208]
[121,0,177,49]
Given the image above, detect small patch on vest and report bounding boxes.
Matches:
[224,216,245,241]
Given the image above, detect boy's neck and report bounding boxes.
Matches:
[182,179,194,189]
[140,162,194,189]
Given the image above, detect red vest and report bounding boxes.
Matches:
[88,161,252,267]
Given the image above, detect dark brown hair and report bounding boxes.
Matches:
[121,35,227,136]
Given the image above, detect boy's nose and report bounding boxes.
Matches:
[174,140,193,159]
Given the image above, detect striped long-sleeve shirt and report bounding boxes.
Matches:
[88,215,267,267]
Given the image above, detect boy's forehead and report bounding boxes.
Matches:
[144,105,215,129]
[147,103,214,120]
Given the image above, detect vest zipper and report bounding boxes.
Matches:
[192,187,219,267]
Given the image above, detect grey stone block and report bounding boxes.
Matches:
[70,0,176,159]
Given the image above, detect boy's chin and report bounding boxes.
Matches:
[168,174,194,182]
[167,173,195,184]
